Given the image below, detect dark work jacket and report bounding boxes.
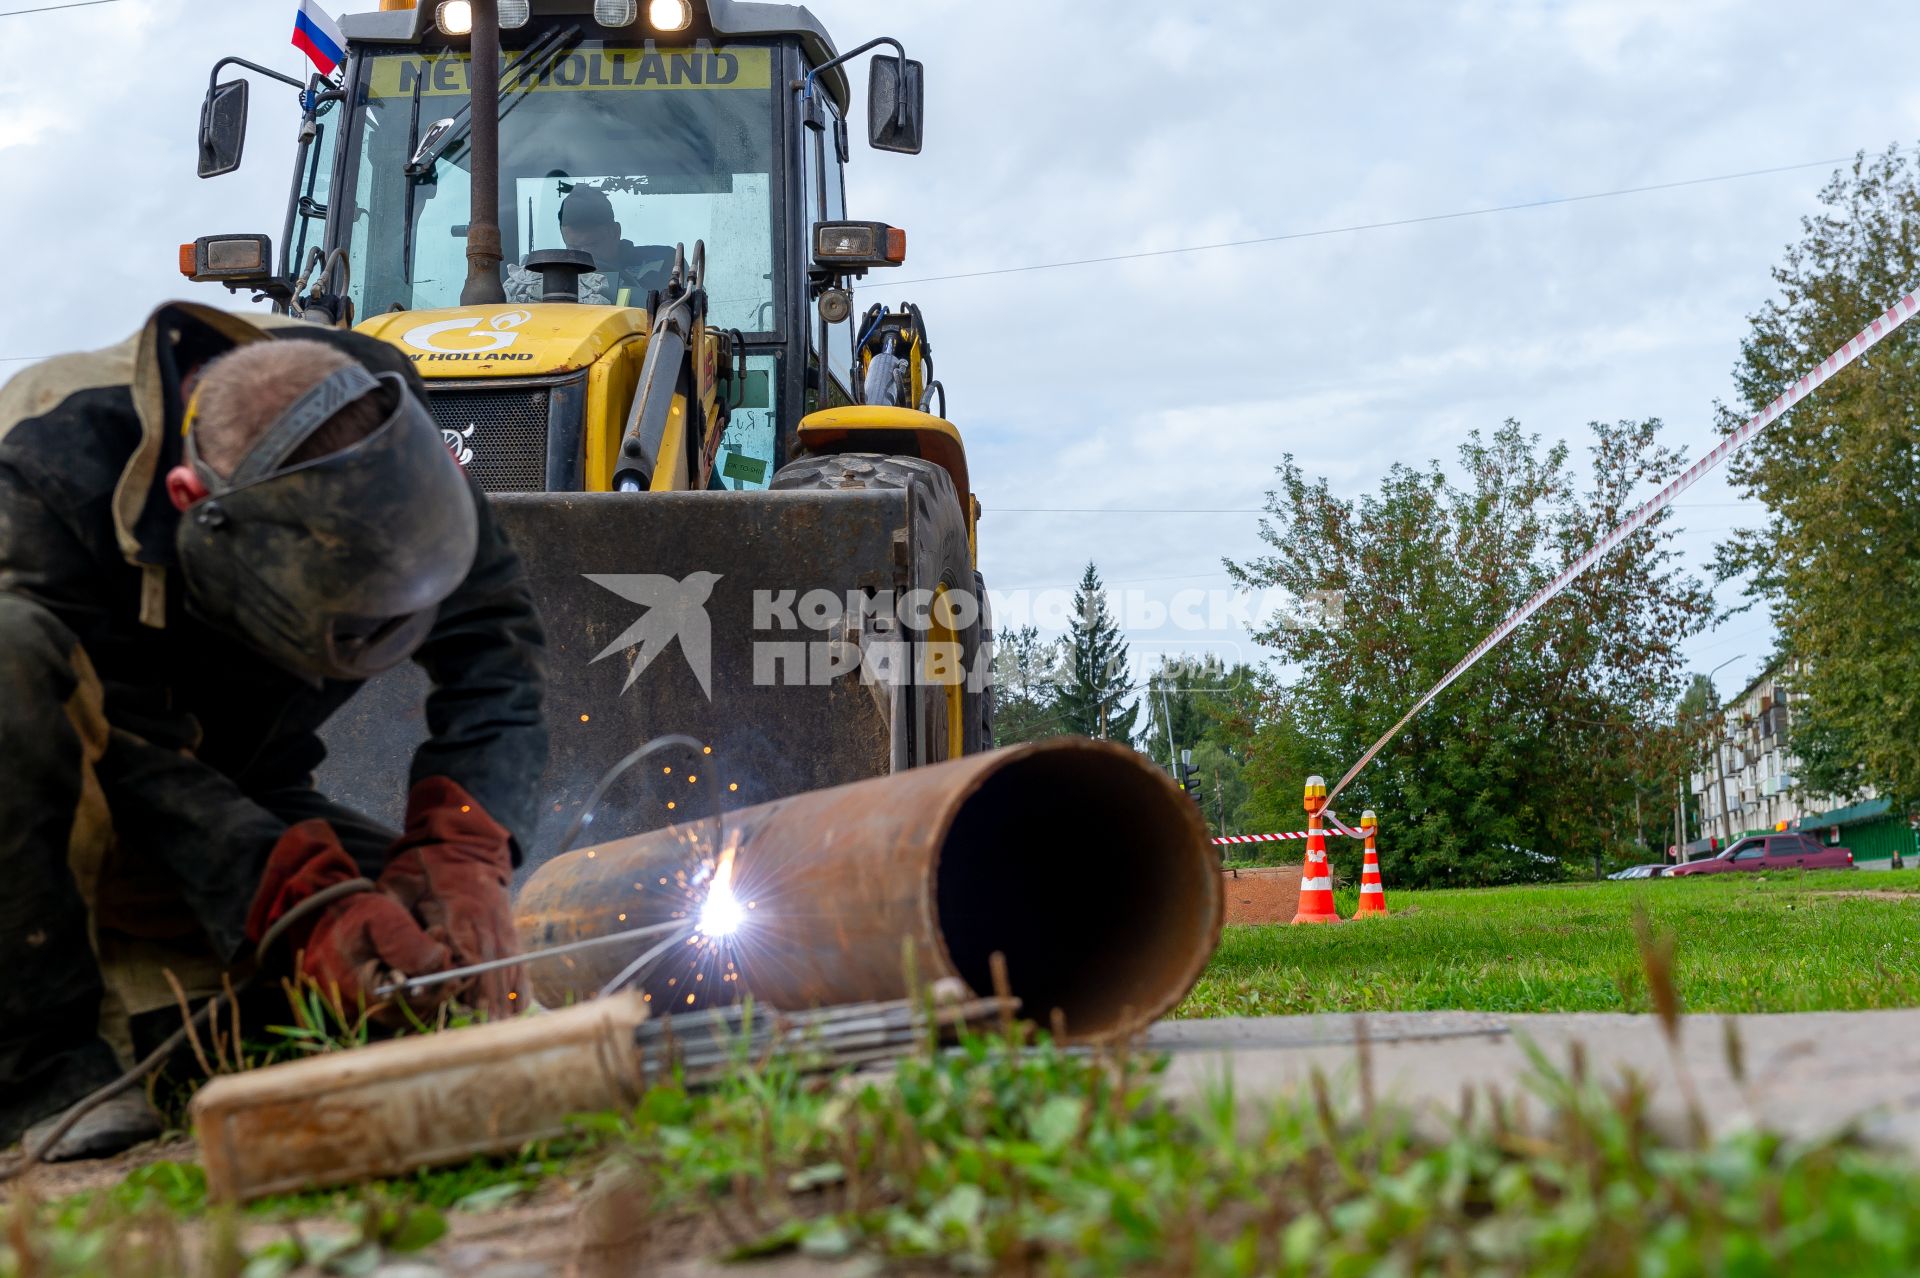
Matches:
[0,302,548,958]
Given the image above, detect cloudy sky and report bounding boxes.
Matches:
[4,0,1916,712]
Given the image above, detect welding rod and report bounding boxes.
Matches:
[374,918,691,998]
[633,996,1019,1082]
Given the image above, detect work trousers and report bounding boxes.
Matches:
[0,596,395,1145]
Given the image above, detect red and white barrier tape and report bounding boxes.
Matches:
[1212,817,1370,846]
[1324,289,1920,806]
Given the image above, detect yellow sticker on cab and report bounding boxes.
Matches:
[366,46,770,98]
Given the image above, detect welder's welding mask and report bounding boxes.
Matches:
[174,364,478,682]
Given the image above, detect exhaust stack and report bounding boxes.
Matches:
[515,738,1222,1041]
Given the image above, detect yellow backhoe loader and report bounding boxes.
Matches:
[184,0,990,864]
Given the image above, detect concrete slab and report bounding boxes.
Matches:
[1149,1009,1920,1151]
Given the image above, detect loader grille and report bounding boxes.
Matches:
[426,385,551,493]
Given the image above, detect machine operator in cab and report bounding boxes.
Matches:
[507,184,676,306]
[0,303,549,1161]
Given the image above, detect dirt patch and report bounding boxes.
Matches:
[0,1134,197,1205]
[1221,867,1304,926]
[1807,890,1920,902]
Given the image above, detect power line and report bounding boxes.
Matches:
[995,506,1264,514]
[993,500,1755,515]
[888,153,1866,289]
[0,0,119,16]
[0,151,1871,364]
[993,570,1237,592]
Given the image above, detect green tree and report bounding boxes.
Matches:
[1227,419,1710,887]
[1717,146,1920,811]
[1056,563,1139,742]
[990,624,1067,746]
[1674,673,1718,846]
[1139,655,1250,766]
[1187,737,1253,837]
[1140,655,1264,834]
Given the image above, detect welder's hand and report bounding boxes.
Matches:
[248,820,463,1023]
[246,820,365,953]
[303,893,460,1025]
[379,777,521,1017]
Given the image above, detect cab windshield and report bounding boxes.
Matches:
[344,30,776,330]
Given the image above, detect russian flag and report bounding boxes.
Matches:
[291,0,347,78]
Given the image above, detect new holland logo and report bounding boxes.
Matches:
[586,572,723,698]
[442,421,475,466]
[402,309,535,360]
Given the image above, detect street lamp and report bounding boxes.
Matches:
[1703,654,1745,847]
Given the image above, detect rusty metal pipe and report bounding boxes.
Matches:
[514,738,1222,1041]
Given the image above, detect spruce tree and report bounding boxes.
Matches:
[1057,563,1139,741]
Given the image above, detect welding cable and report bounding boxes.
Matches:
[552,732,707,856]
[0,877,376,1182]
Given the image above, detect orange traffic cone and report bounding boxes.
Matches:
[1354,809,1388,917]
[1291,775,1341,925]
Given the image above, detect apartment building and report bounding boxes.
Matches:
[1688,662,1840,844]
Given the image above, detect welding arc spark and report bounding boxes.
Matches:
[698,844,744,938]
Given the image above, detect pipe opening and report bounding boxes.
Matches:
[934,746,1218,1040]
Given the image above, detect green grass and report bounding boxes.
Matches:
[508,1016,1920,1274]
[17,1042,1920,1276]
[14,973,1920,1274]
[1183,869,1920,1018]
[11,872,1920,1274]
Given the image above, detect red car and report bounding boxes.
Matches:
[1669,833,1854,876]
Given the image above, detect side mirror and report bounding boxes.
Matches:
[197,78,250,178]
[406,117,459,177]
[867,53,924,155]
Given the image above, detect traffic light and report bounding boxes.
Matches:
[1177,749,1203,806]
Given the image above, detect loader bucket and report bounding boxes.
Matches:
[316,489,932,873]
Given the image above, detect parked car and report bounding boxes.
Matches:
[1668,833,1854,876]
[1608,864,1669,880]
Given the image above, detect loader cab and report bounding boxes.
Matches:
[191,1,920,494]
[187,2,982,854]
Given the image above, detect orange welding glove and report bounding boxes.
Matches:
[248,820,461,1023]
[378,778,521,1017]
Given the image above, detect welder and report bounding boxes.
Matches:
[0,303,549,1160]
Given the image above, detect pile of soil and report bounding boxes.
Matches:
[1219,866,1304,926]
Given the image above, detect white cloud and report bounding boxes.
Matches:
[0,94,59,152]
[2,0,1907,703]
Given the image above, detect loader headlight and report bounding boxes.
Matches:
[593,0,638,26]
[498,0,531,27]
[812,220,907,270]
[180,234,277,286]
[648,0,692,31]
[435,1,472,35]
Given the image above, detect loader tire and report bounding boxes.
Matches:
[771,452,986,763]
